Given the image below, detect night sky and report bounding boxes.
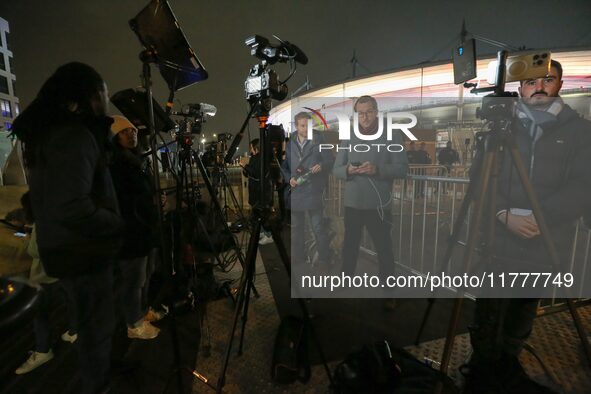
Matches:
[1,0,590,147]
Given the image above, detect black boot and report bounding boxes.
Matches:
[461,361,504,394]
[495,353,557,394]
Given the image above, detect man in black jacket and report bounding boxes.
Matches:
[464,60,591,394]
[12,63,123,394]
[243,138,274,244]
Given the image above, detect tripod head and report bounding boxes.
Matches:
[225,35,306,164]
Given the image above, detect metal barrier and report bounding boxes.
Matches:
[324,172,591,305]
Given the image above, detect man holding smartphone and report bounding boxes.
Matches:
[333,96,408,304]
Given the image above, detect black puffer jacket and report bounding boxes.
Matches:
[472,104,591,267]
[109,146,159,259]
[28,117,124,277]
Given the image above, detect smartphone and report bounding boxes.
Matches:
[351,161,361,167]
[487,51,551,84]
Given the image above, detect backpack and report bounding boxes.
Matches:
[333,341,459,394]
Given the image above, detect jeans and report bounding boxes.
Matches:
[61,266,115,394]
[342,207,395,278]
[291,209,331,263]
[142,248,159,313]
[118,256,148,327]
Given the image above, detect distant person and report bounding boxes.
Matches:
[437,141,460,193]
[406,141,417,164]
[413,142,431,197]
[438,141,460,169]
[415,141,431,165]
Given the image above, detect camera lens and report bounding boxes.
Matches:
[533,55,539,60]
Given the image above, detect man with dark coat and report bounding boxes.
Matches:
[438,141,460,168]
[12,62,124,394]
[242,138,276,244]
[282,111,333,266]
[464,60,591,394]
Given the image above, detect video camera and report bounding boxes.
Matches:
[244,35,308,102]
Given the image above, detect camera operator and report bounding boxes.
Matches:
[12,62,124,394]
[282,112,333,268]
[333,96,408,308]
[464,60,591,393]
[242,138,274,244]
[109,116,161,340]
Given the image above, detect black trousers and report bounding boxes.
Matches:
[342,207,394,278]
[61,266,115,394]
[470,298,538,363]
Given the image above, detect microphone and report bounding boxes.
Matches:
[196,103,217,117]
[282,41,308,65]
[171,103,217,117]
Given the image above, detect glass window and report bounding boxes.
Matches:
[0,76,8,94]
[1,99,11,117]
[9,56,14,74]
[4,31,9,51]
[0,54,5,71]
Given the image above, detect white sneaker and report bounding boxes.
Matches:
[258,234,274,245]
[15,350,54,374]
[61,331,78,343]
[127,320,160,340]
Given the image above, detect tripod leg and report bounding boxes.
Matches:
[415,298,435,345]
[416,149,488,345]
[440,149,496,375]
[237,256,256,356]
[416,189,475,344]
[269,225,335,386]
[216,221,262,393]
[195,157,259,298]
[505,138,591,366]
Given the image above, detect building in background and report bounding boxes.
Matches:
[0,17,17,129]
[270,48,591,165]
[0,16,22,184]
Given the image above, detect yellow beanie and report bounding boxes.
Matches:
[110,115,137,136]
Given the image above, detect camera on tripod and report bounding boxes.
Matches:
[245,65,287,101]
[171,102,217,134]
[243,34,308,101]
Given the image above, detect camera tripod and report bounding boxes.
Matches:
[215,100,334,393]
[210,161,249,232]
[413,97,591,392]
